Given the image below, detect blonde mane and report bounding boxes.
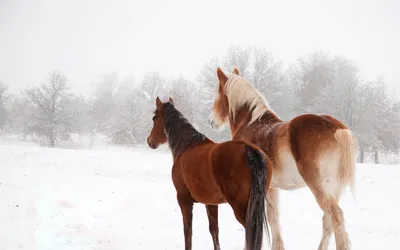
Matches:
[222,74,271,124]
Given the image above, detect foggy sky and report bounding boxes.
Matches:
[0,0,399,97]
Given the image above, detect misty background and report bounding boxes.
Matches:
[0,0,399,164]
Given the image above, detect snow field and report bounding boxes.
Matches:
[0,144,399,249]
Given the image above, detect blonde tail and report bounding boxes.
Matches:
[334,129,358,201]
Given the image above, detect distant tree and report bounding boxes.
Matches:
[350,78,386,163]
[115,73,202,145]
[369,82,400,162]
[24,70,74,147]
[167,76,200,127]
[3,94,28,133]
[90,73,119,132]
[375,98,400,151]
[66,95,92,134]
[138,71,168,122]
[222,46,252,77]
[288,51,338,114]
[140,71,167,103]
[91,73,168,146]
[0,82,9,129]
[106,78,148,145]
[136,72,168,141]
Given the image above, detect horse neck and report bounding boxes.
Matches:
[163,108,207,158]
[229,106,282,137]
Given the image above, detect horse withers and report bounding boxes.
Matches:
[147,96,273,250]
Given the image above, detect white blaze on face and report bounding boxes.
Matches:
[208,83,225,130]
[208,111,226,131]
[214,85,220,100]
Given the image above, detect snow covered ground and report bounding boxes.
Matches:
[0,143,399,250]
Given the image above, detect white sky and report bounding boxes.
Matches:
[0,0,399,97]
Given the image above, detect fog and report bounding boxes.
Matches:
[0,0,399,162]
[1,0,399,96]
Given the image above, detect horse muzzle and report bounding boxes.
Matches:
[147,138,158,149]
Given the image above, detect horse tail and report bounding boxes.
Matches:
[334,129,358,201]
[245,145,270,250]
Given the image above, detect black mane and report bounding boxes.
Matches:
[162,102,206,158]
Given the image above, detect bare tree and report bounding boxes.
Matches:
[197,57,221,110]
[222,46,251,77]
[90,73,119,131]
[0,82,9,129]
[139,71,168,128]
[168,76,200,128]
[288,51,337,114]
[106,78,148,145]
[24,70,74,147]
[366,79,400,162]
[2,94,28,134]
[66,95,92,134]
[140,71,167,102]
[89,72,169,146]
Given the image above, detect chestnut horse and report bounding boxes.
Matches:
[147,97,272,250]
[208,67,358,250]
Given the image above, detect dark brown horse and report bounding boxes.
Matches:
[147,97,272,250]
[208,67,358,250]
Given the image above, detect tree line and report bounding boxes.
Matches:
[0,45,399,163]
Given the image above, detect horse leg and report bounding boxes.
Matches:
[306,181,350,250]
[267,188,285,250]
[328,200,350,250]
[318,213,333,250]
[177,195,194,250]
[231,202,247,250]
[232,203,246,226]
[206,205,221,250]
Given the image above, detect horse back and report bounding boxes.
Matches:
[288,113,350,161]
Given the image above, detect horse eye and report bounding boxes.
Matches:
[152,116,156,121]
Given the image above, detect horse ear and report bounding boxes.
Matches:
[216,67,228,84]
[232,67,240,75]
[169,97,174,105]
[156,96,162,108]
